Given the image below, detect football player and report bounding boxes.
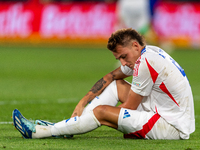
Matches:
[13,28,195,139]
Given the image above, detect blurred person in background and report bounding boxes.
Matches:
[116,0,160,47]
[116,0,150,35]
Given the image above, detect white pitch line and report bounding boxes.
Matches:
[0,121,13,124]
[0,119,60,125]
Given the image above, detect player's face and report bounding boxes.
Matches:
[112,41,141,69]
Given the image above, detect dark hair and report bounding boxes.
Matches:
[107,28,145,52]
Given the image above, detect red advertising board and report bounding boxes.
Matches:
[1,1,200,47]
[40,3,116,38]
[152,2,200,47]
[0,1,117,45]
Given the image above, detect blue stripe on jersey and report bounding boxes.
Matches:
[141,47,146,55]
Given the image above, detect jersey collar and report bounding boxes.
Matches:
[141,46,146,55]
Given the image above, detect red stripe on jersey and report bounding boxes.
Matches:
[133,56,141,76]
[159,82,180,107]
[155,106,158,113]
[124,113,161,139]
[145,58,158,83]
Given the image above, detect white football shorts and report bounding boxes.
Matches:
[118,108,180,139]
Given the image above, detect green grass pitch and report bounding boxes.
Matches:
[0,46,199,150]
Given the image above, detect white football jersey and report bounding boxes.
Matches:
[121,45,195,139]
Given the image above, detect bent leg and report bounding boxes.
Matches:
[32,81,130,138]
[93,105,121,129]
[82,80,131,115]
[50,105,122,137]
[82,80,119,115]
[117,108,180,139]
[94,106,180,139]
[116,80,131,103]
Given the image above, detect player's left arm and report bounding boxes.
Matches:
[118,89,143,110]
[71,67,129,117]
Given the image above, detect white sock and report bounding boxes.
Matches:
[32,125,52,139]
[31,80,118,139]
[82,80,119,115]
[51,111,101,136]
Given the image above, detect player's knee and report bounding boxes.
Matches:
[93,105,108,121]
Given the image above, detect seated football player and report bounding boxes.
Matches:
[13,28,195,140]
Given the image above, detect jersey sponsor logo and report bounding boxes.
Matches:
[123,110,131,119]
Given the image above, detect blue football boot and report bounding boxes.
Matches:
[12,109,36,139]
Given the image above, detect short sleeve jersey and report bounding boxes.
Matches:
[121,45,195,139]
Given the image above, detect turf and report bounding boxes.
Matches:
[0,46,199,150]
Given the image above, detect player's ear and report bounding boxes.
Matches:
[132,41,139,50]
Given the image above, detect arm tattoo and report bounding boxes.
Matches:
[90,78,106,94]
[111,69,123,80]
[111,72,116,80]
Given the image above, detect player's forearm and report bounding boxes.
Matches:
[82,74,114,105]
[81,67,128,106]
[118,90,143,110]
[77,67,127,110]
[71,72,115,117]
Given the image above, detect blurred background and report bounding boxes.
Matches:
[0,0,200,49]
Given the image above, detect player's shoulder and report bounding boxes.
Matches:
[145,45,161,53]
[141,45,161,60]
[141,45,167,67]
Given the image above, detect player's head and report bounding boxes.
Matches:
[107,28,145,69]
[107,28,145,52]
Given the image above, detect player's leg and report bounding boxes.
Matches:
[51,106,180,140]
[117,108,180,139]
[116,79,131,103]
[13,81,130,139]
[50,105,122,137]
[49,105,121,138]
[13,105,121,139]
[49,80,130,138]
[93,105,121,129]
[82,80,131,115]
[13,108,101,139]
[49,110,101,137]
